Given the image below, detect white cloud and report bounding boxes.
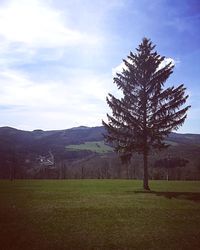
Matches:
[112,62,126,77]
[0,0,109,130]
[157,57,176,71]
[112,58,132,77]
[0,68,111,130]
[0,0,110,130]
[112,57,179,77]
[0,0,102,65]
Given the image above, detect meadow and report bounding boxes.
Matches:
[0,180,200,249]
[65,141,113,154]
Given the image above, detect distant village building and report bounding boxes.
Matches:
[38,151,55,168]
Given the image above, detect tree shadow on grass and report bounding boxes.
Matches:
[133,191,200,203]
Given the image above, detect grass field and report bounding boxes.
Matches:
[0,180,200,250]
[66,141,113,153]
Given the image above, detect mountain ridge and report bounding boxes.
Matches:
[0,125,200,179]
[1,125,200,136]
[0,126,200,150]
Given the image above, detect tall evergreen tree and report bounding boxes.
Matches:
[102,38,190,190]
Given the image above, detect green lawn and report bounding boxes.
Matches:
[0,180,200,250]
[66,141,113,153]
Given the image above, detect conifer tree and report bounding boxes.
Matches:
[102,38,190,190]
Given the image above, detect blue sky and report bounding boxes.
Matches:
[0,0,199,133]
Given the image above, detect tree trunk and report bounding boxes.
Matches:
[143,150,150,190]
[133,162,136,179]
[142,92,150,190]
[166,168,169,181]
[81,166,84,179]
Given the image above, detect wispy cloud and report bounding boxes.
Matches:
[157,57,177,71]
[0,68,112,130]
[112,57,180,77]
[0,0,101,47]
[112,61,127,77]
[0,0,111,130]
[0,0,102,65]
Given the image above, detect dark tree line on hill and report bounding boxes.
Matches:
[0,129,200,181]
[1,125,200,180]
[154,157,189,180]
[1,147,200,181]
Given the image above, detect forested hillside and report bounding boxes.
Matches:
[0,126,200,180]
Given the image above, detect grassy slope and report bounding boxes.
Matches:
[0,180,200,250]
[66,141,113,153]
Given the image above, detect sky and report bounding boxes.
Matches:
[0,0,199,133]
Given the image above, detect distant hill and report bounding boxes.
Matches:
[0,126,200,179]
[0,125,105,153]
[0,126,200,157]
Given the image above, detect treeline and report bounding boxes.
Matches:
[0,126,200,180]
[1,150,200,180]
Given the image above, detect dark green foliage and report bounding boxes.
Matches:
[154,157,189,181]
[103,38,190,190]
[154,157,189,169]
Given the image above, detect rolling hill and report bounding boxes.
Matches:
[0,125,200,179]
